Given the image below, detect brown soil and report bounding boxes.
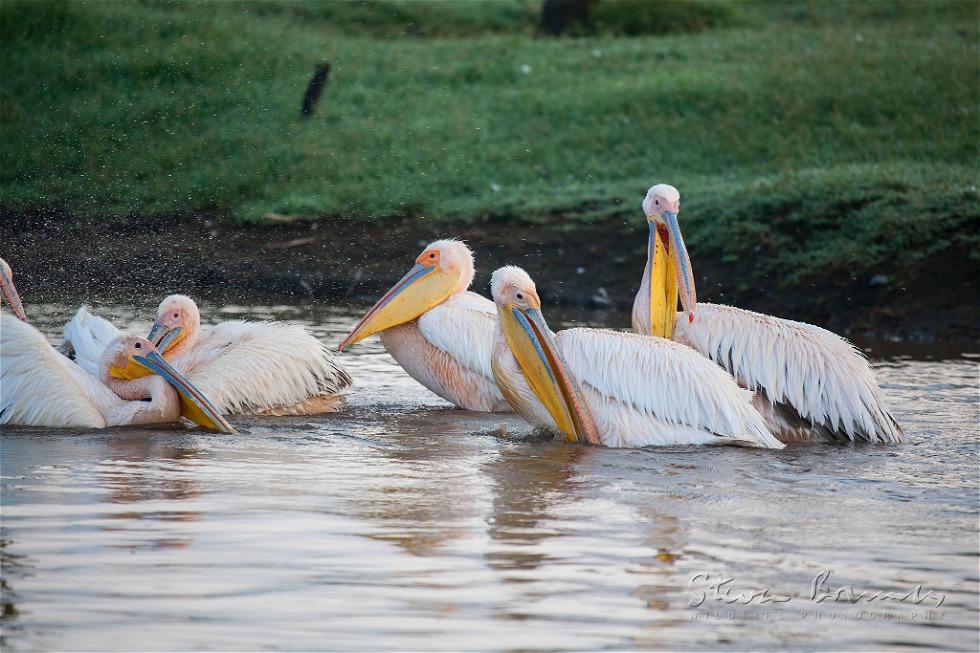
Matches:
[4,209,977,343]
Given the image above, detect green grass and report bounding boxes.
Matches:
[1,0,977,251]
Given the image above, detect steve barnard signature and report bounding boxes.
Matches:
[688,570,946,608]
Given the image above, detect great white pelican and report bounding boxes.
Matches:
[633,184,904,444]
[489,266,783,448]
[64,295,352,416]
[0,262,232,431]
[338,239,510,412]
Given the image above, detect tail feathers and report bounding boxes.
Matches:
[736,392,786,449]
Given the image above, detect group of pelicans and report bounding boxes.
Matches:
[0,184,904,449]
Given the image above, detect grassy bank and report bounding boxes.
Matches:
[1,0,978,330]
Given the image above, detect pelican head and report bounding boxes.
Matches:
[642,184,697,327]
[101,335,235,433]
[0,257,27,321]
[147,294,200,355]
[490,266,600,444]
[338,239,475,351]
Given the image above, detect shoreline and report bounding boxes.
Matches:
[5,209,977,343]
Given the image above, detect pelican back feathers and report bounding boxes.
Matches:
[674,304,905,443]
[556,328,783,448]
[1,313,110,428]
[170,320,351,416]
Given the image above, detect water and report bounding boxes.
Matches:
[2,303,978,651]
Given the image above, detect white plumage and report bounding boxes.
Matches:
[672,304,905,443]
[342,239,511,412]
[418,291,498,380]
[631,182,904,444]
[63,300,352,416]
[381,291,509,412]
[489,266,783,448]
[2,312,109,427]
[63,305,120,375]
[168,319,351,416]
[499,326,782,448]
[1,313,178,428]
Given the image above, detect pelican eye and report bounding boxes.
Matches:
[173,312,179,318]
[516,293,524,300]
[135,342,142,349]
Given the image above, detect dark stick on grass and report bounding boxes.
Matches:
[300,62,331,118]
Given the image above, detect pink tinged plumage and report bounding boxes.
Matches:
[380,292,511,412]
[344,239,510,413]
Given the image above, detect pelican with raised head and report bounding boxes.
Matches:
[0,267,232,431]
[65,295,352,416]
[489,266,783,448]
[633,184,904,444]
[338,239,510,412]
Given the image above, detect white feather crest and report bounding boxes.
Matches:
[642,184,680,217]
[674,304,904,443]
[490,266,535,302]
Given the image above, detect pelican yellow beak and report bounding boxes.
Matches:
[0,263,27,321]
[646,210,697,336]
[133,350,235,433]
[110,350,235,434]
[497,303,601,445]
[147,322,185,353]
[338,260,458,351]
[646,221,678,339]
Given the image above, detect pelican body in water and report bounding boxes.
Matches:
[65,295,352,417]
[339,239,510,412]
[632,184,904,444]
[0,261,232,432]
[489,266,783,448]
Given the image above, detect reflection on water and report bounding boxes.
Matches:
[1,303,978,651]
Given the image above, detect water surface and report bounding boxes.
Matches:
[2,303,977,651]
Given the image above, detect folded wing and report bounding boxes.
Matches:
[674,304,904,443]
[556,327,782,448]
[417,291,497,382]
[2,313,114,428]
[171,320,351,415]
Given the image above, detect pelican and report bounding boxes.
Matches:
[633,184,905,443]
[65,295,352,416]
[0,267,232,432]
[0,257,27,321]
[338,239,510,412]
[489,266,783,448]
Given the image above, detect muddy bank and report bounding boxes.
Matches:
[4,209,976,342]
